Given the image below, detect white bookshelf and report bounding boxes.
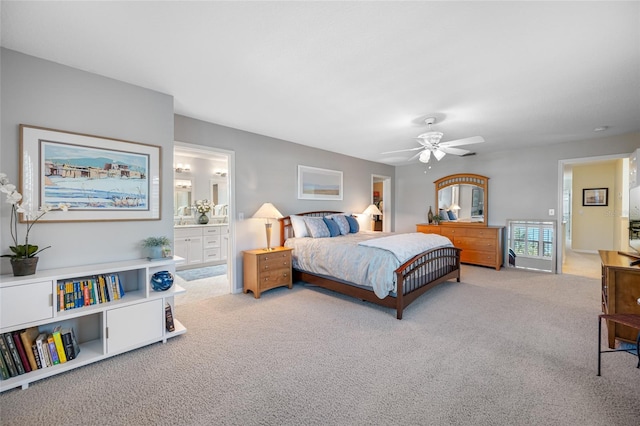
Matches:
[0,257,186,392]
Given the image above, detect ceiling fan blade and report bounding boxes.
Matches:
[408,150,423,162]
[381,146,423,154]
[439,136,485,148]
[439,146,471,156]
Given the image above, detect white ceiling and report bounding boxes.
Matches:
[2,1,639,165]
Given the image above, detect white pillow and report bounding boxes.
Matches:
[290,215,308,238]
[303,216,330,238]
[332,214,350,235]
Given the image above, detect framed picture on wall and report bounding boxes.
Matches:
[297,165,343,200]
[20,124,161,222]
[582,187,608,206]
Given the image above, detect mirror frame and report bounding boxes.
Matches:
[435,173,489,227]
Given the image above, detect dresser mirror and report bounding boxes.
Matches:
[435,173,488,226]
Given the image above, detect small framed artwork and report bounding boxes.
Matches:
[20,124,161,222]
[297,165,343,200]
[582,187,608,206]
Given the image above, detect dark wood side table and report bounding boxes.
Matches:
[598,250,640,348]
[598,314,640,376]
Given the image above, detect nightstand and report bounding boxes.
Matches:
[243,246,293,298]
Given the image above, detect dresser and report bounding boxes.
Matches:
[417,224,504,270]
[599,250,640,348]
[243,247,293,298]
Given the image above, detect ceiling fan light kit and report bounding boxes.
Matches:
[382,116,485,163]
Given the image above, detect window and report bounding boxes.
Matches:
[512,223,553,259]
[508,220,556,273]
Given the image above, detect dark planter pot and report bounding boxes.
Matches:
[198,213,209,224]
[10,257,39,276]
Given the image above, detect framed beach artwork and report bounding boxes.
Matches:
[582,187,608,207]
[297,165,343,200]
[19,125,161,222]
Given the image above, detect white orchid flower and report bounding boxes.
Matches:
[0,183,16,194]
[6,191,22,204]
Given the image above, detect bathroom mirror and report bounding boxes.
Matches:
[435,173,488,226]
[174,179,193,217]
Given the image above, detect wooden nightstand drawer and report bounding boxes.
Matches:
[243,247,294,298]
[258,269,291,286]
[259,253,291,271]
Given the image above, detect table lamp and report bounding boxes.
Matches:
[252,202,283,251]
[362,204,382,217]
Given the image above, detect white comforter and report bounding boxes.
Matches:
[284,231,453,299]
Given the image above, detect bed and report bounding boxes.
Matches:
[278,211,461,319]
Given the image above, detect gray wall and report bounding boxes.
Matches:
[174,114,395,290]
[395,132,640,232]
[0,48,175,274]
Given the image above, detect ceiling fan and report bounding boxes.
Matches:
[382,117,484,163]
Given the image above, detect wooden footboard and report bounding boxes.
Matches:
[293,246,461,320]
[394,246,461,319]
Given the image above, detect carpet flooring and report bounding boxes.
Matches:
[1,265,638,425]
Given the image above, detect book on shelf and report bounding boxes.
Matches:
[0,347,10,379]
[31,343,43,369]
[70,328,81,358]
[12,331,32,373]
[115,273,125,298]
[4,332,25,375]
[83,281,91,306]
[47,336,60,365]
[60,328,80,361]
[98,275,107,303]
[51,327,67,363]
[105,275,115,302]
[35,333,50,368]
[0,335,18,377]
[165,303,175,332]
[19,327,40,371]
[58,282,65,311]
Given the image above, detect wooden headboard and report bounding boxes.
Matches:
[278,211,343,246]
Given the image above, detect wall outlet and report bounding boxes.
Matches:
[238,212,244,221]
[548,209,555,216]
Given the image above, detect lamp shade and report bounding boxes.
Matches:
[419,150,431,163]
[449,203,461,211]
[433,149,446,161]
[362,204,382,216]
[252,202,283,220]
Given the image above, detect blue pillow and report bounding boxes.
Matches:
[323,217,341,237]
[447,210,457,220]
[303,216,330,238]
[332,214,350,235]
[346,215,359,233]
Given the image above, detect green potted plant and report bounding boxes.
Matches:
[142,236,171,260]
[432,214,444,225]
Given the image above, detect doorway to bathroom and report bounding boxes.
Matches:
[173,142,235,302]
